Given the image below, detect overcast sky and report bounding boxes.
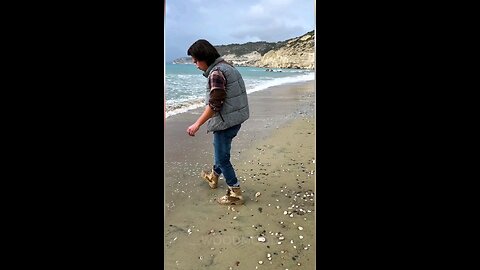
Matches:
[165,0,315,62]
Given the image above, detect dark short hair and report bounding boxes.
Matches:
[187,39,221,67]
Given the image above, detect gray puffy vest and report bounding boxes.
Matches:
[203,58,250,132]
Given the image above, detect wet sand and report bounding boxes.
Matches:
[164,81,316,269]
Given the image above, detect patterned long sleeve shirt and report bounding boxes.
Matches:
[208,69,227,112]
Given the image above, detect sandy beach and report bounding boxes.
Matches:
[164,81,316,269]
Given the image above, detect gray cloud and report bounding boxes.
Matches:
[165,0,314,61]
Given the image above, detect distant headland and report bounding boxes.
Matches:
[172,30,314,70]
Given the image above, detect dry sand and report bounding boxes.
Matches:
[164,81,315,269]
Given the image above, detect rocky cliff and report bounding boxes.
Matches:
[172,30,315,69]
[256,31,315,69]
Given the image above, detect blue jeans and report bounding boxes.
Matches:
[212,124,241,187]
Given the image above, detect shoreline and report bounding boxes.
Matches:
[165,78,314,119]
[164,80,315,269]
[169,61,315,70]
[164,80,314,168]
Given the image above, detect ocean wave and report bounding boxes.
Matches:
[247,73,314,94]
[165,98,205,118]
[165,72,314,118]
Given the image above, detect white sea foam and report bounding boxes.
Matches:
[165,71,314,119]
[165,99,205,118]
[247,73,315,94]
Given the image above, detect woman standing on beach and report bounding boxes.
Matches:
[186,39,250,205]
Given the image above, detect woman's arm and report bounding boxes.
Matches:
[187,105,215,136]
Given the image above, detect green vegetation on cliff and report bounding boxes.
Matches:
[215,41,285,57]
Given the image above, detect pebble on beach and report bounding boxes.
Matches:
[258,236,266,242]
[255,192,261,197]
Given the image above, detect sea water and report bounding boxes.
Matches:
[165,62,314,118]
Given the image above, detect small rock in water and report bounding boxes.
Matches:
[255,192,261,197]
[258,261,263,265]
[299,235,304,239]
[258,236,266,242]
[233,216,237,220]
[298,226,304,230]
